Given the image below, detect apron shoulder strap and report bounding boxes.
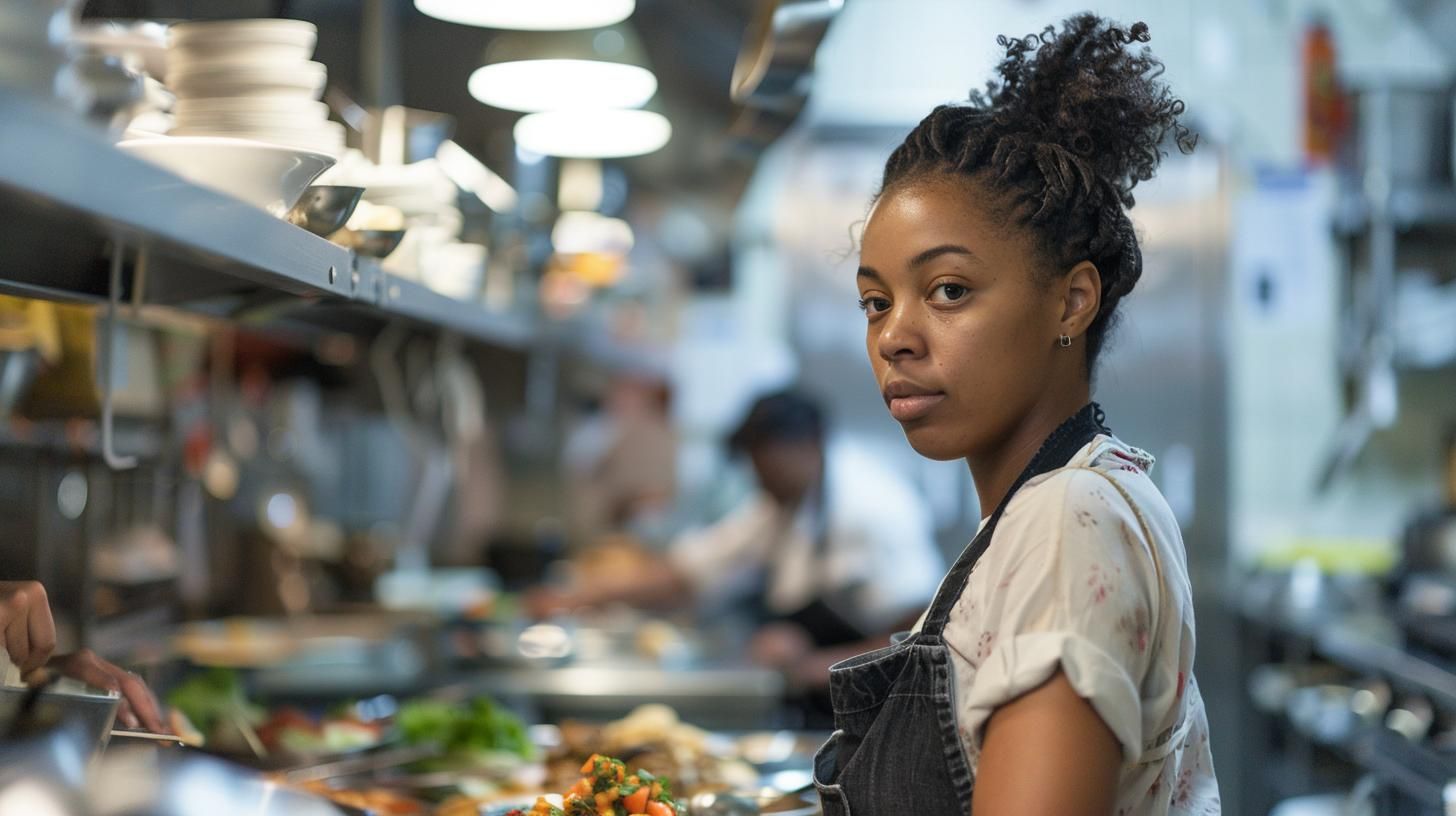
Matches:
[921,403,1109,637]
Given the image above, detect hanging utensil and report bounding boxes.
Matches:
[369,323,454,570]
[101,239,136,470]
[1316,84,1403,493]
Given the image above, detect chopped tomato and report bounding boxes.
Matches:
[551,753,676,816]
[623,786,649,813]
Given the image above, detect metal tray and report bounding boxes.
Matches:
[0,684,120,755]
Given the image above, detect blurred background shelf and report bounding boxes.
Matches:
[1231,580,1456,714]
[1333,185,1456,235]
[0,91,354,304]
[0,90,533,349]
[1317,619,1456,712]
[369,262,536,348]
[0,418,165,459]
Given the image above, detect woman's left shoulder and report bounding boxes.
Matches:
[1026,435,1179,536]
[987,468,1153,593]
[1081,436,1185,542]
[1088,436,1157,474]
[1009,458,1145,537]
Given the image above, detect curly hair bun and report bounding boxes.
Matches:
[879,14,1196,367]
[976,14,1196,212]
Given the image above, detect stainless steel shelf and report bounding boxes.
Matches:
[1231,581,1456,713]
[0,418,164,460]
[0,91,353,303]
[1335,184,1456,234]
[1317,617,1456,712]
[369,262,537,347]
[0,89,533,347]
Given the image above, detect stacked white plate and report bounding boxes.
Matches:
[164,19,344,157]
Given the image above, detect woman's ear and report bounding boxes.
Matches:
[1061,261,1102,337]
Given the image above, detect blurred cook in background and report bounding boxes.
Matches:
[1,580,166,732]
[532,389,944,711]
[561,372,678,546]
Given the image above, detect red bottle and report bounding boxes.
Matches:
[1302,16,1347,167]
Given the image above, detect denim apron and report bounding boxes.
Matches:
[812,403,1110,815]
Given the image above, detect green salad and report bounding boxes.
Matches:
[165,668,263,736]
[397,697,535,770]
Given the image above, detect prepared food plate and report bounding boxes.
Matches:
[546,705,757,797]
[496,754,680,816]
[166,669,390,764]
[289,779,428,816]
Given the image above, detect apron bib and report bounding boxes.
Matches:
[812,403,1110,815]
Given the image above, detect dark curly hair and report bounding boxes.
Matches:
[878,13,1196,366]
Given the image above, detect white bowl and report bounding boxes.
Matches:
[172,113,331,132]
[168,61,326,99]
[166,49,315,74]
[118,136,335,215]
[172,103,332,120]
[169,120,343,140]
[174,97,329,118]
[166,127,345,158]
[168,43,315,69]
[168,18,316,55]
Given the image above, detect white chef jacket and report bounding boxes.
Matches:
[669,440,944,634]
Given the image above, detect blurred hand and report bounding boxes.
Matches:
[51,649,165,733]
[523,587,579,620]
[787,650,840,691]
[749,622,814,670]
[0,580,58,677]
[1,580,165,732]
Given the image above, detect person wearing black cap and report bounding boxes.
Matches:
[529,389,943,697]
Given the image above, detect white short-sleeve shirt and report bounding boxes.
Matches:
[669,440,944,634]
[917,435,1220,815]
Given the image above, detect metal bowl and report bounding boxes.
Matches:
[286,185,365,237]
[335,228,406,259]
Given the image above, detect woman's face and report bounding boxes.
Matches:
[856,179,1069,461]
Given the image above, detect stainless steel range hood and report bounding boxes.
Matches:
[727,0,845,152]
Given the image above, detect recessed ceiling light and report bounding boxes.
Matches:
[514,109,671,158]
[416,0,634,31]
[469,59,656,112]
